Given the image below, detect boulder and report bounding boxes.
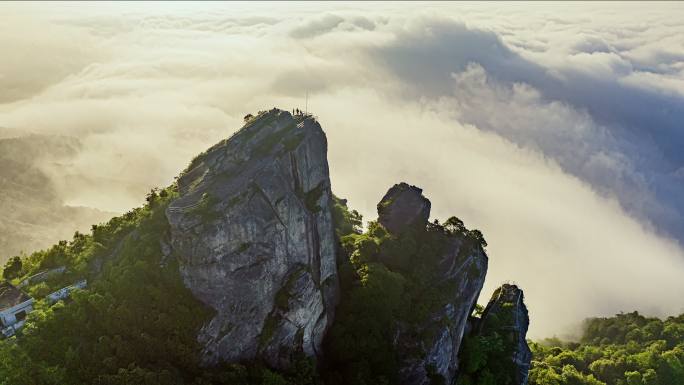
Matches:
[377,183,431,234]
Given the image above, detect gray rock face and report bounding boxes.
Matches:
[478,284,532,385]
[396,239,488,385]
[378,183,431,235]
[165,109,338,369]
[380,185,488,385]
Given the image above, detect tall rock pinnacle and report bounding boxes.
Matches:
[478,284,532,385]
[165,108,338,369]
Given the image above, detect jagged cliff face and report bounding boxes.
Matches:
[165,109,338,369]
[378,183,489,385]
[478,284,532,385]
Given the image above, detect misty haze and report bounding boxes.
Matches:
[1,3,683,385]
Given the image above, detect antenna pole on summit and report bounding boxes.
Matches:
[305,90,308,115]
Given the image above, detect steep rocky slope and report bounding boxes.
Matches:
[166,109,338,369]
[377,183,489,385]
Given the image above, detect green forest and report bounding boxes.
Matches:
[1,188,683,385]
[529,312,684,385]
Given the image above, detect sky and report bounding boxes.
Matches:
[1,1,683,338]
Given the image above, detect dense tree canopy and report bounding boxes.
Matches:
[1,256,22,280]
[529,312,684,385]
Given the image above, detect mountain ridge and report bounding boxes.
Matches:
[0,108,531,385]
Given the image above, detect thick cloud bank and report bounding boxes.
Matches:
[371,13,684,243]
[1,2,682,338]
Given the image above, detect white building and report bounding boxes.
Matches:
[47,279,87,304]
[17,266,66,288]
[0,281,34,337]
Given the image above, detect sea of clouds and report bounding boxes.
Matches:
[1,2,683,338]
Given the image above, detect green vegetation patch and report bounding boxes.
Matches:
[331,195,363,238]
[457,289,521,385]
[0,185,220,385]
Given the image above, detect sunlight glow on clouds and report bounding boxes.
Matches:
[1,2,683,337]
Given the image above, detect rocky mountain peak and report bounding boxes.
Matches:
[166,108,338,369]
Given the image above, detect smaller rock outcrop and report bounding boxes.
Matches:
[377,183,431,234]
[477,284,532,385]
[375,184,487,385]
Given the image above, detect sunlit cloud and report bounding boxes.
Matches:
[1,2,683,338]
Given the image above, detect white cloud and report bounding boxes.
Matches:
[317,89,684,338]
[0,2,683,338]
